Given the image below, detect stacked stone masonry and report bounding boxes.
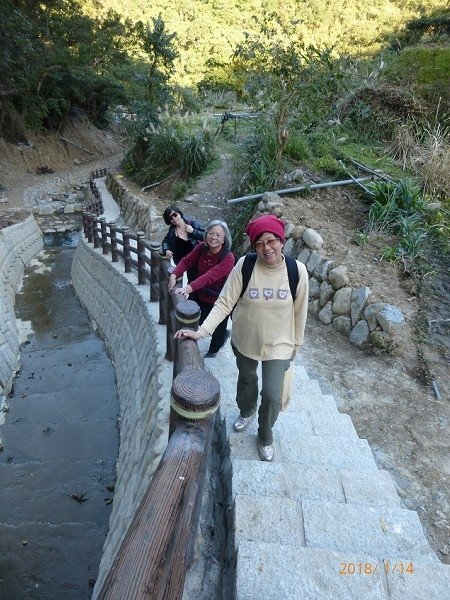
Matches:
[105,173,160,239]
[256,192,406,352]
[70,240,168,594]
[0,216,43,400]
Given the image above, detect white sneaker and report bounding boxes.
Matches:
[257,440,274,461]
[233,412,256,432]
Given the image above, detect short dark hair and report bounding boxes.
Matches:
[163,205,184,225]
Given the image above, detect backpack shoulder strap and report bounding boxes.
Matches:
[285,255,300,300]
[239,253,257,298]
[239,253,299,299]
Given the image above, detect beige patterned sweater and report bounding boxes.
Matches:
[198,255,309,361]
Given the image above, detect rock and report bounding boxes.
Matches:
[261,192,282,203]
[308,277,320,300]
[271,206,284,217]
[377,305,405,334]
[333,316,352,335]
[350,286,371,326]
[314,260,334,282]
[291,225,306,241]
[350,320,370,346]
[369,330,388,350]
[284,222,295,238]
[257,200,266,212]
[332,287,352,315]
[297,249,310,265]
[319,281,334,307]
[283,238,295,256]
[364,303,405,333]
[328,265,350,290]
[302,228,324,250]
[318,301,333,324]
[364,303,387,331]
[306,250,325,274]
[289,169,307,183]
[308,299,320,316]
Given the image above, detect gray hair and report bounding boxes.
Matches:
[205,220,232,252]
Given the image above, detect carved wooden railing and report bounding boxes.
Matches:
[83,172,219,600]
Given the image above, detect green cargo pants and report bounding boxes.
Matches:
[232,343,290,445]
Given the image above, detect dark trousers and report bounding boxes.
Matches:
[198,300,229,354]
[231,343,290,445]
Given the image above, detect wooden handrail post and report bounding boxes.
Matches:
[171,300,201,381]
[87,213,94,244]
[137,231,146,284]
[122,227,131,273]
[96,370,220,600]
[82,212,89,239]
[110,222,118,262]
[150,242,160,302]
[159,255,171,325]
[100,217,108,255]
[93,216,100,248]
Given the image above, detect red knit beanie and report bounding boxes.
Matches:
[245,214,285,245]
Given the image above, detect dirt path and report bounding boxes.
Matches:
[1,127,448,563]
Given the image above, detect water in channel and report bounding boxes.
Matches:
[0,231,119,599]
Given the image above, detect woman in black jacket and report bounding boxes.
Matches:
[161,205,205,283]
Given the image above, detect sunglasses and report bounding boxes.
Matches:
[169,212,179,220]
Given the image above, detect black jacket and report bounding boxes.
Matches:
[161,217,205,263]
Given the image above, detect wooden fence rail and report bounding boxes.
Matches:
[83,172,219,600]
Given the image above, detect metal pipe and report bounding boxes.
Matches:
[227,177,373,204]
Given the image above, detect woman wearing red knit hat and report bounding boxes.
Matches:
[175,214,309,461]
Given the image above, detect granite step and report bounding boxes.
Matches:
[233,496,437,564]
[231,460,402,508]
[235,541,450,600]
[228,432,378,472]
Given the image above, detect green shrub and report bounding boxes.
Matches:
[172,182,188,201]
[313,156,347,177]
[124,113,215,186]
[284,135,312,162]
[233,122,280,194]
[365,178,431,262]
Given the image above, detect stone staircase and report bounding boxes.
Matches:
[208,342,450,600]
[95,178,449,599]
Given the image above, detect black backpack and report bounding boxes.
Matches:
[239,253,300,300]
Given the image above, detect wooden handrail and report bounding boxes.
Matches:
[84,173,218,600]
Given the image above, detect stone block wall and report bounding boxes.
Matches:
[0,216,43,400]
[105,173,160,238]
[71,240,168,594]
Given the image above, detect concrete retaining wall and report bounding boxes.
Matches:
[0,216,43,400]
[70,240,168,594]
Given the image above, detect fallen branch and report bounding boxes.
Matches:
[347,157,394,183]
[58,136,95,155]
[227,177,373,204]
[338,160,373,195]
[141,169,181,192]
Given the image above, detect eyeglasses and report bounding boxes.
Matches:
[254,237,280,251]
[207,231,224,239]
[169,212,178,220]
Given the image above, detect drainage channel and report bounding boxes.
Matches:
[0,231,119,600]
